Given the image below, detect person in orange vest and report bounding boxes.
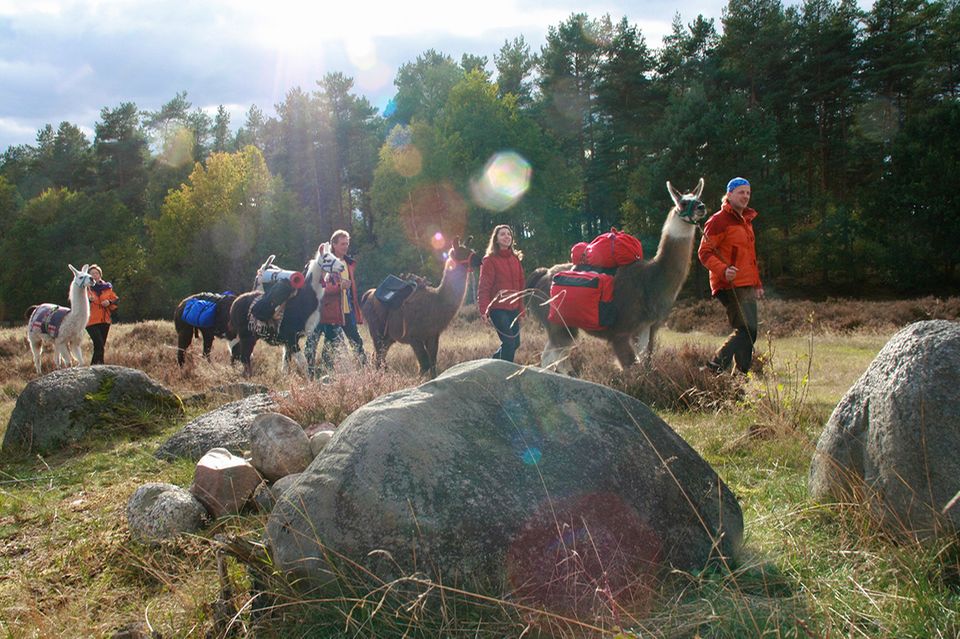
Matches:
[477,224,525,362]
[697,177,764,374]
[86,264,119,365]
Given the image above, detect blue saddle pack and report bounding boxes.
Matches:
[182,298,218,328]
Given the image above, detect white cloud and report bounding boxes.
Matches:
[0,0,737,150]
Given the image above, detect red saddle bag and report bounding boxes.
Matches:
[584,228,643,268]
[547,270,617,331]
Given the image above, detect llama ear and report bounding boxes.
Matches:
[262,255,276,270]
[693,177,705,199]
[69,264,79,275]
[666,181,682,206]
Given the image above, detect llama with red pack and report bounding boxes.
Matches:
[527,179,708,373]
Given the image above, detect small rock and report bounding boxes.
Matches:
[249,413,313,481]
[127,483,206,543]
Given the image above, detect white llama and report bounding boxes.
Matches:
[27,264,95,374]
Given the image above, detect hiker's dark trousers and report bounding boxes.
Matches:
[306,312,366,377]
[490,309,521,363]
[86,323,110,365]
[711,287,758,373]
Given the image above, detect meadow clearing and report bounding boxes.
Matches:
[0,296,958,638]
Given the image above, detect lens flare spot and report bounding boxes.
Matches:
[393,145,422,178]
[520,447,542,465]
[471,151,532,212]
[383,99,397,119]
[346,36,377,70]
[431,231,446,250]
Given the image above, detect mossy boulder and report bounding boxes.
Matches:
[2,365,183,455]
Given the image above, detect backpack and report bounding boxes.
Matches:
[584,228,643,269]
[547,270,617,332]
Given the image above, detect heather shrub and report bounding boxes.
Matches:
[273,365,414,426]
[609,343,746,412]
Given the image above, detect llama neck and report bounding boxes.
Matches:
[436,264,469,307]
[66,281,91,328]
[646,211,697,298]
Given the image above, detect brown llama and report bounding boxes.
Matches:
[360,238,482,378]
[526,179,708,373]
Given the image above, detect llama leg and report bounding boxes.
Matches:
[227,337,240,363]
[370,332,388,368]
[640,321,661,364]
[425,333,440,379]
[540,325,575,374]
[201,329,215,360]
[29,335,42,375]
[177,329,192,366]
[239,338,256,377]
[375,339,393,369]
[611,336,639,370]
[633,323,656,366]
[71,341,84,367]
[283,344,309,377]
[54,344,67,369]
[410,340,432,378]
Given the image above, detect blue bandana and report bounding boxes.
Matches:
[726,177,750,192]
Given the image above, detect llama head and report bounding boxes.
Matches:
[68,263,95,289]
[448,236,478,269]
[667,178,707,225]
[314,242,347,275]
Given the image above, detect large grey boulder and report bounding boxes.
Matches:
[126,482,207,543]
[266,359,742,609]
[809,320,960,538]
[155,392,278,461]
[2,366,183,455]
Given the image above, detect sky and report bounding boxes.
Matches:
[1,0,734,152]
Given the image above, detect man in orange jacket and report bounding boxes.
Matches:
[697,177,764,374]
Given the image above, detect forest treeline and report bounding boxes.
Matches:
[1,0,957,322]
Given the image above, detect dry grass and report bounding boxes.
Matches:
[668,294,960,337]
[0,297,958,637]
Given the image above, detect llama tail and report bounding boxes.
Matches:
[25,305,38,320]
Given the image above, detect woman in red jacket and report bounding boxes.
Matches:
[477,224,525,362]
[85,264,119,365]
[697,177,764,374]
